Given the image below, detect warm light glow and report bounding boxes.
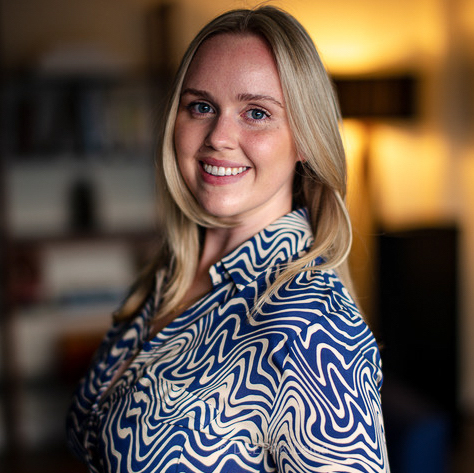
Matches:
[341,120,456,230]
[370,124,453,228]
[340,119,367,208]
[294,0,447,74]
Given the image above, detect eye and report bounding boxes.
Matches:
[188,101,214,115]
[245,108,270,121]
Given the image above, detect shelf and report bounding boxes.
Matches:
[1,74,157,160]
[12,304,114,380]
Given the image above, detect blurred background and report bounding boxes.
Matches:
[0,0,473,472]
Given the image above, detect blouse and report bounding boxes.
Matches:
[67,208,390,472]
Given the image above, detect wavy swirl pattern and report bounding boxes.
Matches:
[67,208,389,472]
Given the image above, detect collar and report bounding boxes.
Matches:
[209,208,314,292]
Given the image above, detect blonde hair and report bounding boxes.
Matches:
[115,5,353,321]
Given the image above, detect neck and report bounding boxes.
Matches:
[198,212,284,273]
[164,208,292,325]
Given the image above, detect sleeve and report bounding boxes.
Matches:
[268,317,390,473]
[66,316,140,461]
[66,291,156,462]
[66,319,124,460]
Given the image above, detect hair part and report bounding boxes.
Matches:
[114,5,355,322]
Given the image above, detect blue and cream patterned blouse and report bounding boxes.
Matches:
[67,208,390,472]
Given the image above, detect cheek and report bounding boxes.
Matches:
[174,119,205,160]
[244,129,297,164]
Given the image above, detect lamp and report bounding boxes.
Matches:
[331,75,418,324]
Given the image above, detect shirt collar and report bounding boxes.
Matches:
[209,208,314,292]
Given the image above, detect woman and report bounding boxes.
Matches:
[67,6,390,473]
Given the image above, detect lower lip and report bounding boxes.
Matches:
[199,163,249,185]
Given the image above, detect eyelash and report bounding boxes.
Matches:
[244,108,270,122]
[186,101,270,123]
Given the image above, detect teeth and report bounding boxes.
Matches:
[203,163,247,176]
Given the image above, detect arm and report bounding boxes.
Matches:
[269,318,390,472]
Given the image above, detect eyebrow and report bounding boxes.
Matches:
[238,93,284,109]
[181,88,284,109]
[181,88,213,101]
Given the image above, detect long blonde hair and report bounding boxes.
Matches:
[115,5,353,321]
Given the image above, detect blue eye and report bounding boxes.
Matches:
[247,109,268,121]
[189,102,213,114]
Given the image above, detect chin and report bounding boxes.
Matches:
[203,207,239,221]
[198,199,242,220]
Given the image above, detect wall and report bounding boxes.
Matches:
[0,0,147,72]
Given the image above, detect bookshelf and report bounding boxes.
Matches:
[1,74,157,159]
[0,72,161,454]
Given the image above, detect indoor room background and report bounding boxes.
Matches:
[0,0,473,472]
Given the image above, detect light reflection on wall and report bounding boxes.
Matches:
[299,0,447,75]
[370,125,454,229]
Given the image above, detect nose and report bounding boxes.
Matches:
[204,114,237,150]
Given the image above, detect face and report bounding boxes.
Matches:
[174,33,299,229]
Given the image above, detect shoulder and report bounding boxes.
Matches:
[261,267,381,376]
[264,267,361,326]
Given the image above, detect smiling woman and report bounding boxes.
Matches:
[67,6,390,473]
[174,33,298,228]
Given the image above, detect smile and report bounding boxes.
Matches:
[202,163,248,176]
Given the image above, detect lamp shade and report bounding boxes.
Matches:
[333,76,417,119]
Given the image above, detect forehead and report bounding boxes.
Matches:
[182,33,283,94]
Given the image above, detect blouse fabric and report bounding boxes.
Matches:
[67,208,390,473]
